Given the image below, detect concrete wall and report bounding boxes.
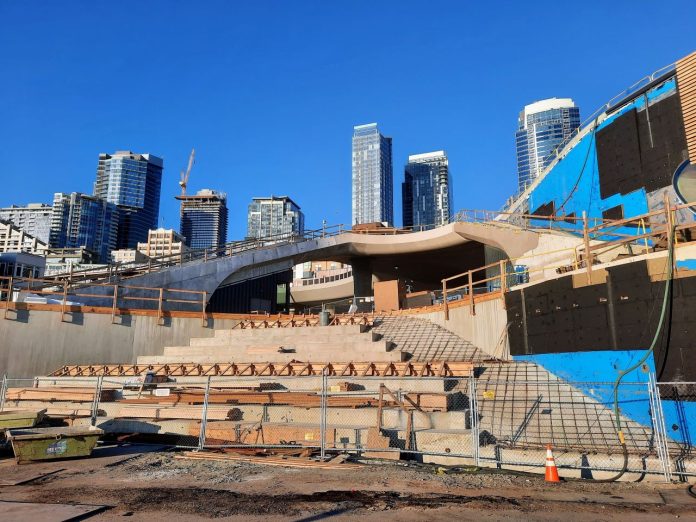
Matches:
[0,309,240,378]
[413,298,509,360]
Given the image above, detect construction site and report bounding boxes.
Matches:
[1,41,696,522]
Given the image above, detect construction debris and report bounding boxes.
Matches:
[175,450,363,469]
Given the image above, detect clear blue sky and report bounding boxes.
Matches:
[1,1,693,240]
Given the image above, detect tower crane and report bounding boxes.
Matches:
[179,148,195,196]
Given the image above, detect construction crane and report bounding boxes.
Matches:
[179,148,195,196]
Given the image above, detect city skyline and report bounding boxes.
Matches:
[1,2,693,240]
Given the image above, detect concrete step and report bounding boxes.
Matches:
[163,340,391,357]
[189,332,378,347]
[212,324,368,338]
[138,348,406,365]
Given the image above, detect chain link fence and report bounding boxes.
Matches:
[1,372,694,481]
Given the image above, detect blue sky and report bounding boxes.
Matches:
[0,1,693,240]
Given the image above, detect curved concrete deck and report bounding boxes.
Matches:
[114,222,542,301]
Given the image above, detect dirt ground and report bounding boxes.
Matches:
[1,444,695,521]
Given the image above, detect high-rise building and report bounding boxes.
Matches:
[402,151,452,229]
[176,189,228,249]
[137,228,188,258]
[93,151,163,249]
[0,220,48,255]
[0,203,53,244]
[352,123,393,226]
[515,98,580,193]
[49,192,119,262]
[247,196,304,240]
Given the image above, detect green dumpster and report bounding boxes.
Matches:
[5,427,103,464]
[0,409,46,430]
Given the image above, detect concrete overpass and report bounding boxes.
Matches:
[102,222,543,312]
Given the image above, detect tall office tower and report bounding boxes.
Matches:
[93,151,163,249]
[247,196,304,239]
[176,189,229,249]
[402,151,453,229]
[515,98,580,193]
[0,203,53,244]
[352,123,393,226]
[49,193,119,262]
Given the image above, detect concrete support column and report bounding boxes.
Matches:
[351,257,374,298]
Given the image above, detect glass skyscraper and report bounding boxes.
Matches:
[49,192,119,262]
[402,151,452,229]
[93,151,163,249]
[177,189,229,249]
[352,123,393,226]
[247,196,304,240]
[515,98,580,193]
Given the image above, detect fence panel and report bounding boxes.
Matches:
[199,375,326,452]
[474,378,667,479]
[657,381,696,479]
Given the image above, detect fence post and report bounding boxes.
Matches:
[468,375,480,466]
[648,373,673,482]
[320,368,328,460]
[442,280,449,321]
[0,374,7,412]
[198,376,212,450]
[90,376,104,427]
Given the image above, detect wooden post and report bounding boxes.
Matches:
[468,270,475,316]
[201,291,207,327]
[157,288,164,325]
[4,276,13,319]
[499,259,507,308]
[664,192,675,273]
[111,285,119,324]
[442,280,449,321]
[61,282,68,322]
[582,211,593,285]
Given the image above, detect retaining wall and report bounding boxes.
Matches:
[0,308,238,378]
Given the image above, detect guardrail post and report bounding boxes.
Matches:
[582,211,593,285]
[198,376,212,450]
[442,280,449,321]
[468,270,475,316]
[111,285,119,324]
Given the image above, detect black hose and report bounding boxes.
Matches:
[687,484,696,499]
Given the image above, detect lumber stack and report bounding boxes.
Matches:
[5,387,117,402]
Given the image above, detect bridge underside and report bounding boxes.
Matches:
[95,223,541,314]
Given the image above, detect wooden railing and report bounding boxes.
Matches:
[0,275,207,326]
[440,198,696,320]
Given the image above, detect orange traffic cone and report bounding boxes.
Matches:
[545,444,561,482]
